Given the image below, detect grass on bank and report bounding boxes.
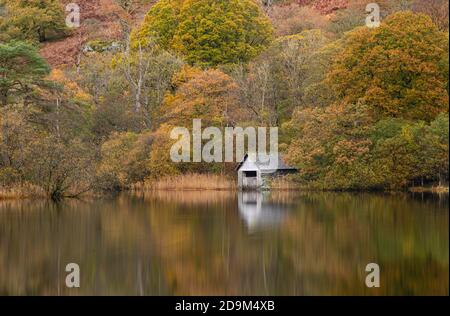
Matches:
[133,173,236,191]
[409,185,449,193]
[269,176,302,190]
[0,183,46,200]
[2,175,448,200]
[0,183,95,200]
[137,174,305,191]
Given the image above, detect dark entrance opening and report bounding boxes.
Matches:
[244,171,257,178]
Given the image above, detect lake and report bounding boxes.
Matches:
[0,191,448,295]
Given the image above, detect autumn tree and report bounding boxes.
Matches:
[426,114,449,185]
[39,69,94,141]
[74,43,181,137]
[1,108,95,199]
[0,0,67,43]
[370,115,449,189]
[0,66,98,198]
[148,67,246,177]
[147,124,180,180]
[97,131,153,190]
[73,52,141,138]
[114,38,182,128]
[0,110,36,185]
[284,103,379,189]
[23,136,95,200]
[134,0,274,67]
[232,30,330,126]
[161,66,244,127]
[327,11,449,121]
[284,104,449,190]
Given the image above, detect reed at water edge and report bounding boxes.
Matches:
[132,173,236,191]
[0,183,46,200]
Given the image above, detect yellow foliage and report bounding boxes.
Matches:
[48,69,93,103]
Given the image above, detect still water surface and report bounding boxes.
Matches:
[0,191,448,295]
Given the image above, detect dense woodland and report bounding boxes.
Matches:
[0,0,448,199]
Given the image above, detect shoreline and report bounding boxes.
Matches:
[1,185,448,201]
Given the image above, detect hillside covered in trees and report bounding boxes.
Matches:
[0,0,448,199]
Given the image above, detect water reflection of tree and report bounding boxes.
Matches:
[0,192,447,295]
[144,191,448,295]
[0,197,169,295]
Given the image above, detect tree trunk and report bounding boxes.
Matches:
[135,42,144,113]
[1,90,7,106]
[56,97,61,139]
[38,27,46,42]
[135,78,142,113]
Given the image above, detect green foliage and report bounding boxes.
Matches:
[0,69,96,199]
[134,0,184,48]
[284,103,449,190]
[74,53,141,137]
[327,11,449,121]
[0,0,67,43]
[112,40,183,128]
[0,41,50,106]
[371,113,449,188]
[134,0,273,67]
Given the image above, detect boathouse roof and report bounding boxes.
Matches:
[236,153,297,171]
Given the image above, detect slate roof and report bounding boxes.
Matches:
[236,153,297,171]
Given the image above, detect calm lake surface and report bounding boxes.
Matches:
[0,191,448,295]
